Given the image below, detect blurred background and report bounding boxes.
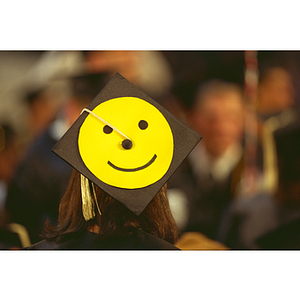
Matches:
[1,50,300,249]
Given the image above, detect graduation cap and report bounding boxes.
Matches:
[52,73,201,218]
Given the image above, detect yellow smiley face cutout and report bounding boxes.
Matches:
[78,97,174,189]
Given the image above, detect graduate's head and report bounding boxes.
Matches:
[45,73,201,242]
[190,80,244,158]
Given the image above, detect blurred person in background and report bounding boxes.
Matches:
[0,123,28,248]
[255,119,300,249]
[258,67,295,118]
[168,79,245,242]
[218,66,300,249]
[256,66,298,196]
[5,74,107,244]
[24,85,64,142]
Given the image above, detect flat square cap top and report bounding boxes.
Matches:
[53,73,201,215]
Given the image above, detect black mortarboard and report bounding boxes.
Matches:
[52,73,201,215]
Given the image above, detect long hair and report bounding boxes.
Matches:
[43,169,179,244]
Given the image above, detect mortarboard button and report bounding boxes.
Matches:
[122,139,133,150]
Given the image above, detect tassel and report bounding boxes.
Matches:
[91,182,102,216]
[80,174,95,221]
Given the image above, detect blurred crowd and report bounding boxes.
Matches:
[1,50,300,250]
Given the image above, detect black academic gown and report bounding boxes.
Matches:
[26,228,180,250]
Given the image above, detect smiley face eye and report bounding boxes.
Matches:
[103,125,113,134]
[138,120,148,130]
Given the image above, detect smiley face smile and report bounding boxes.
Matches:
[108,154,157,172]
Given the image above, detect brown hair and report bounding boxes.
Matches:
[43,169,179,244]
